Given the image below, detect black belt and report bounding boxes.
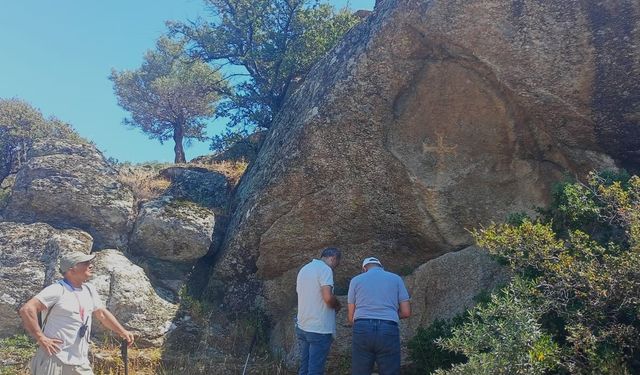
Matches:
[354,318,398,326]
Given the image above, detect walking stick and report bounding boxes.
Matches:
[120,340,129,375]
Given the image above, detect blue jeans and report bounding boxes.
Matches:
[296,326,333,375]
[351,319,400,375]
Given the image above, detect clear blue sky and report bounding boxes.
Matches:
[0,0,374,163]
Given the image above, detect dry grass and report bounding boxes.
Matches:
[91,341,162,375]
[117,166,171,201]
[188,159,249,186]
[0,332,292,375]
[116,159,248,202]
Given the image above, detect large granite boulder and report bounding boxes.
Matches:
[159,167,229,209]
[401,246,509,331]
[90,249,178,346]
[0,222,93,337]
[130,197,216,263]
[208,0,636,315]
[3,140,135,249]
[129,196,216,294]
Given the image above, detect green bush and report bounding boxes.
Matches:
[408,316,467,374]
[435,172,640,374]
[0,334,36,375]
[0,98,85,180]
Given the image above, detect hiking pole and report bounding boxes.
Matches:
[242,328,258,375]
[120,340,129,375]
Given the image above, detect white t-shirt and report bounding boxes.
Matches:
[296,259,335,335]
[35,281,104,365]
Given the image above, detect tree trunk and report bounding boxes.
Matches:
[173,123,186,164]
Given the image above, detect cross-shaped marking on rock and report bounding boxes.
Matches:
[422,131,458,172]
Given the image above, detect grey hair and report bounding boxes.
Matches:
[320,247,341,259]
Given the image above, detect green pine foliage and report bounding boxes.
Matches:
[431,171,640,374]
[110,37,228,163]
[168,0,361,149]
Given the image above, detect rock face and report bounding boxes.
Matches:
[0,222,93,337]
[160,167,229,209]
[192,131,266,165]
[130,197,216,263]
[90,250,177,346]
[208,0,636,323]
[402,246,509,330]
[3,140,135,249]
[129,196,217,294]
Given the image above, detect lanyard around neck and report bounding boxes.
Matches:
[60,279,86,322]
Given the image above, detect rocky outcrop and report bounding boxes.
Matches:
[3,140,135,249]
[129,196,216,294]
[192,131,266,165]
[208,0,636,317]
[159,167,229,209]
[91,250,178,346]
[0,221,177,344]
[0,222,93,336]
[130,197,215,263]
[402,246,509,330]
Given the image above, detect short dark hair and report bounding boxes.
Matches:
[320,247,341,259]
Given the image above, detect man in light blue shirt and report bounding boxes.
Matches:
[347,257,411,375]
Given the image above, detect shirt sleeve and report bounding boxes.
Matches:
[34,283,64,309]
[398,276,410,302]
[85,283,105,310]
[347,279,355,304]
[318,264,333,287]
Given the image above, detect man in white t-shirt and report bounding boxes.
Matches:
[19,252,134,375]
[296,247,341,375]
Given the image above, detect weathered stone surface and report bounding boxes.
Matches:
[130,196,215,263]
[208,0,635,315]
[401,246,509,331]
[3,140,135,249]
[0,173,15,215]
[90,249,178,346]
[0,222,93,337]
[159,167,229,209]
[192,131,266,164]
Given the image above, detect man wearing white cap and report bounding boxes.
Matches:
[19,251,134,375]
[347,257,411,375]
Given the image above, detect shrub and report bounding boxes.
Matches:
[0,98,86,180]
[408,316,467,374]
[0,334,36,375]
[437,172,640,374]
[435,279,560,375]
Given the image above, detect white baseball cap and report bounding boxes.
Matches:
[362,257,383,268]
[59,252,96,274]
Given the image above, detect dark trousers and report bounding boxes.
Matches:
[351,319,400,375]
[296,326,333,375]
